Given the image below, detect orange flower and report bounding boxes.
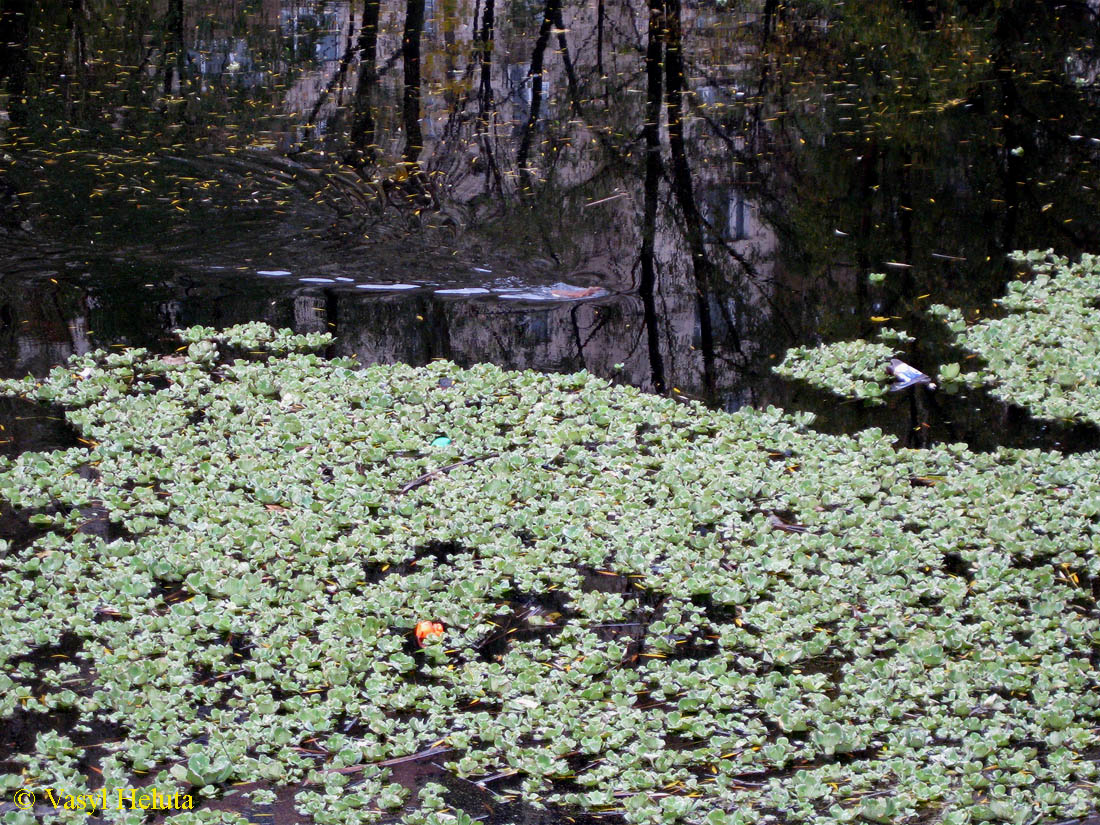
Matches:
[414,620,445,647]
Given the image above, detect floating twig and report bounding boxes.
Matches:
[324,745,455,775]
[582,191,628,209]
[396,454,499,495]
[476,769,518,786]
[378,745,454,766]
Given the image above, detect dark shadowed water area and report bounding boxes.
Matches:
[1,1,1099,460]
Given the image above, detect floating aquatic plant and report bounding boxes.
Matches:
[2,321,1100,824]
[774,252,1100,419]
[772,339,898,403]
[939,250,1100,424]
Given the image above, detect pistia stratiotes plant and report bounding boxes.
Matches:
[937,250,1100,424]
[1,320,1100,824]
[773,252,1100,422]
[772,339,900,403]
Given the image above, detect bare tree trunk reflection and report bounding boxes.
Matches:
[596,0,604,76]
[162,0,182,95]
[639,0,666,395]
[551,3,582,117]
[0,0,31,127]
[663,0,716,400]
[309,7,361,126]
[762,0,779,45]
[349,0,381,166]
[477,0,494,107]
[442,0,456,79]
[401,0,425,164]
[993,17,1021,254]
[475,0,505,196]
[68,0,86,79]
[854,143,877,322]
[516,0,558,193]
[898,160,915,297]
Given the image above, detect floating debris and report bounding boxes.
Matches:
[256,269,291,277]
[354,283,420,291]
[414,621,445,647]
[582,191,628,208]
[887,358,937,391]
[497,283,607,301]
[767,513,811,534]
[550,286,604,299]
[434,287,491,296]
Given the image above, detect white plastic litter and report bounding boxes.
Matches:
[887,358,937,391]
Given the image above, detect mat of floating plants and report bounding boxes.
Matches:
[773,252,1100,426]
[945,251,1100,425]
[2,322,1100,825]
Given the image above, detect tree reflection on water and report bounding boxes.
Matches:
[0,0,1098,449]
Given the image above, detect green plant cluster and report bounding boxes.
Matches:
[773,253,1100,420]
[2,324,1100,824]
[772,339,899,403]
[942,251,1100,424]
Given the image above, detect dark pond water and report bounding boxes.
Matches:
[2,1,1100,455]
